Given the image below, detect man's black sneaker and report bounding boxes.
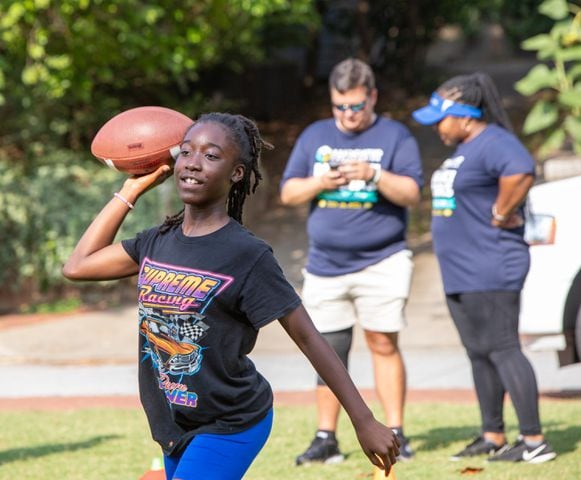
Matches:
[450,436,508,461]
[295,431,345,466]
[488,437,557,464]
[393,429,414,461]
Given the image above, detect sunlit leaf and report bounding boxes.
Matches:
[538,0,569,20]
[564,115,581,141]
[45,55,72,70]
[521,34,555,52]
[514,64,558,95]
[558,88,581,107]
[538,128,566,158]
[22,65,40,85]
[569,65,581,82]
[0,3,26,29]
[28,43,44,60]
[522,100,559,134]
[556,45,581,62]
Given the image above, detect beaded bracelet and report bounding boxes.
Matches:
[113,192,135,210]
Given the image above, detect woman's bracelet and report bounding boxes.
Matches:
[113,192,135,210]
[491,204,507,222]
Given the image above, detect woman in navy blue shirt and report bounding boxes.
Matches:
[413,73,556,464]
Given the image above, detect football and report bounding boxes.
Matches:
[90,106,193,175]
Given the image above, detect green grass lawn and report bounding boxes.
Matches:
[0,400,579,479]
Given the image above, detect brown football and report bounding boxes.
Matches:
[90,106,193,175]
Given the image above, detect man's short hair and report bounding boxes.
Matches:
[329,58,375,94]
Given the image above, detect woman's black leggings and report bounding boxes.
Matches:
[446,291,542,436]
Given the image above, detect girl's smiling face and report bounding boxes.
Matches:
[175,122,245,207]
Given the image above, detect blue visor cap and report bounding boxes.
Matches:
[412,93,483,125]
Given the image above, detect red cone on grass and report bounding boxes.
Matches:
[139,457,165,480]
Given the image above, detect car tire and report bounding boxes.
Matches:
[560,269,581,365]
[576,303,581,362]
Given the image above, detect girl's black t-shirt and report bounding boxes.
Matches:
[122,220,301,454]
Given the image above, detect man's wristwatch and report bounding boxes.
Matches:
[370,167,382,184]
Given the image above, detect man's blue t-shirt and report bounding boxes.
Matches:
[281,117,423,276]
[431,124,535,294]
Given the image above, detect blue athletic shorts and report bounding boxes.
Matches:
[163,408,274,480]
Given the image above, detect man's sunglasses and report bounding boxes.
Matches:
[332,100,367,113]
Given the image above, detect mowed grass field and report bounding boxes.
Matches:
[0,399,579,479]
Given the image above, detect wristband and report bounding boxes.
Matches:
[113,192,135,210]
[370,167,382,184]
[491,204,506,222]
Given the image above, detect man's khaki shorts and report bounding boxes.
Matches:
[302,249,413,333]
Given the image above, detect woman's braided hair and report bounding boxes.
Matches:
[159,112,272,233]
[437,72,513,132]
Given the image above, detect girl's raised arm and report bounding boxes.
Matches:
[63,165,171,281]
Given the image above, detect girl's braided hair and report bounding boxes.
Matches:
[437,72,513,132]
[159,112,272,233]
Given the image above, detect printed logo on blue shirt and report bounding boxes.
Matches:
[431,155,465,217]
[314,145,384,208]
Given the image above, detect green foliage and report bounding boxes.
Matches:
[496,0,555,48]
[19,297,82,314]
[0,0,318,166]
[0,0,317,300]
[515,0,581,158]
[0,155,180,293]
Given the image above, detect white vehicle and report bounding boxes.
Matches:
[520,165,581,367]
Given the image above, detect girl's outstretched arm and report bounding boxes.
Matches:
[63,165,172,281]
[279,305,399,474]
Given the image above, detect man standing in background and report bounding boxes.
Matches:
[280,57,424,465]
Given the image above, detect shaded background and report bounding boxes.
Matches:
[0,0,557,313]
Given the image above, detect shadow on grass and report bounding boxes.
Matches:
[412,421,581,457]
[0,434,120,466]
[412,425,481,452]
[336,426,487,459]
[547,424,581,456]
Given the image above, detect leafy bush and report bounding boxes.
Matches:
[0,154,180,295]
[0,0,318,167]
[515,0,581,158]
[1,0,319,308]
